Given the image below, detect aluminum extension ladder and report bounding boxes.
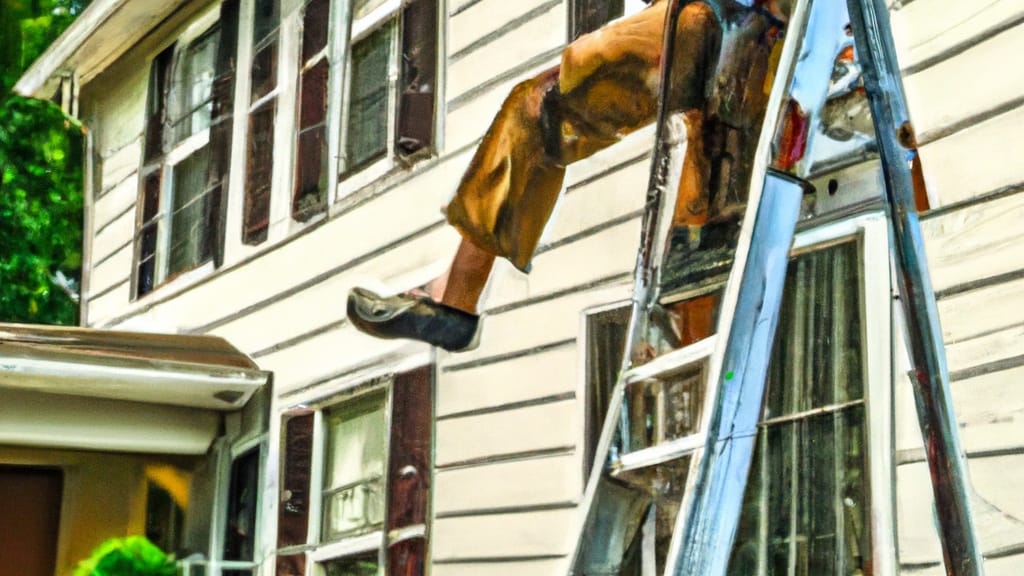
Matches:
[567,0,983,574]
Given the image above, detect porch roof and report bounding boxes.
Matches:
[0,322,270,454]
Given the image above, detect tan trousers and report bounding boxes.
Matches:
[444,1,721,271]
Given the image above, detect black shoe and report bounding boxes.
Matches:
[347,287,480,352]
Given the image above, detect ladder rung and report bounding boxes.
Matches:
[611,433,705,475]
[624,335,717,384]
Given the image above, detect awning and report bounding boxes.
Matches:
[0,323,270,454]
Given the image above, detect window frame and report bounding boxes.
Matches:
[579,211,896,574]
[133,8,223,300]
[275,361,434,573]
[567,0,648,41]
[333,0,442,200]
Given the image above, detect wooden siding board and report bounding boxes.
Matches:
[88,243,133,297]
[443,284,630,369]
[91,207,135,265]
[98,140,140,196]
[903,20,1024,145]
[449,0,557,57]
[446,3,564,102]
[433,453,580,514]
[435,399,577,467]
[437,345,578,418]
[431,508,576,560]
[938,276,1024,344]
[921,190,1024,293]
[891,0,1024,72]
[94,175,137,234]
[950,365,1024,456]
[916,105,1024,207]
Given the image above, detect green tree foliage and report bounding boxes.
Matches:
[74,536,176,576]
[0,0,90,324]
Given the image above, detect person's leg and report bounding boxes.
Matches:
[432,239,495,314]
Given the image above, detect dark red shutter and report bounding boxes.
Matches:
[207,0,240,267]
[386,366,433,575]
[277,409,314,549]
[396,0,437,158]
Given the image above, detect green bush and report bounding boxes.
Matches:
[74,536,176,576]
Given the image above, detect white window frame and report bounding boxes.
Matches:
[578,210,896,574]
[138,8,222,297]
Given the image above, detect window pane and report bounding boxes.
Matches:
[624,363,704,453]
[144,46,175,162]
[765,240,864,419]
[244,101,275,244]
[571,0,624,39]
[224,448,260,562]
[727,241,870,575]
[276,553,305,576]
[323,551,379,576]
[302,0,330,62]
[322,392,387,540]
[585,307,629,480]
[253,0,279,43]
[168,145,213,276]
[299,59,329,129]
[278,412,314,549]
[175,29,219,143]
[345,25,392,172]
[250,39,279,102]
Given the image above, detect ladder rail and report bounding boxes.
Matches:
[846,0,984,573]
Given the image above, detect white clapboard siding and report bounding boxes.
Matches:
[207,226,458,355]
[94,177,137,235]
[902,21,1024,144]
[447,2,564,101]
[98,155,461,330]
[916,104,1024,207]
[920,192,1024,293]
[449,0,557,57]
[438,345,578,417]
[890,0,1024,72]
[91,208,135,265]
[445,283,631,368]
[431,558,567,576]
[97,140,140,196]
[435,399,577,467]
[896,461,944,566]
[89,244,133,297]
[433,452,580,514]
[945,324,1024,378]
[938,277,1024,344]
[949,365,1024,455]
[90,71,147,156]
[86,280,132,324]
[525,217,639,297]
[431,508,577,560]
[987,555,1024,576]
[444,57,560,153]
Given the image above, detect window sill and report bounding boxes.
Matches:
[330,152,440,220]
[308,531,383,563]
[129,260,216,312]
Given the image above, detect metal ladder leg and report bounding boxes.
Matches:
[846,0,983,574]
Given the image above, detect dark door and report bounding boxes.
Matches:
[0,466,63,576]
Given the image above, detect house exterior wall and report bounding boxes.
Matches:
[891,1,1024,573]
[71,0,1024,574]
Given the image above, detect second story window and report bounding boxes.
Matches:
[135,3,239,299]
[339,0,438,186]
[242,0,280,245]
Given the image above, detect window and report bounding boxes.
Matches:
[242,0,280,245]
[292,0,332,221]
[581,216,891,575]
[569,0,647,40]
[135,4,239,298]
[223,448,261,576]
[338,0,438,184]
[728,240,870,575]
[277,367,432,576]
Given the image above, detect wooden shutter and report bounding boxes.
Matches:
[136,45,175,298]
[207,0,240,267]
[396,0,437,158]
[277,409,314,550]
[386,366,433,576]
